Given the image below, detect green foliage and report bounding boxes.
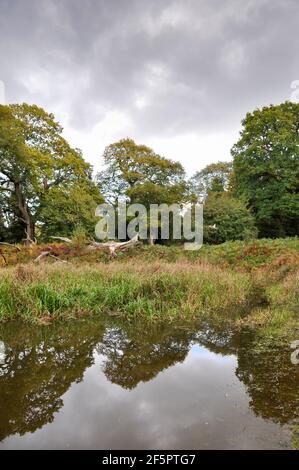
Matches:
[97,138,188,242]
[203,192,257,244]
[188,161,256,244]
[0,103,102,241]
[97,138,187,206]
[38,184,102,239]
[232,102,299,238]
[1,100,299,245]
[127,180,187,207]
[189,161,233,202]
[71,223,89,244]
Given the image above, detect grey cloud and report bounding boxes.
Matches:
[0,0,298,139]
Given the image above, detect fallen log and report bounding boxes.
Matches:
[47,234,140,259]
[34,250,52,263]
[34,248,68,264]
[50,236,73,244]
[87,234,139,258]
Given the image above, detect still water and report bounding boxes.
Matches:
[0,317,298,449]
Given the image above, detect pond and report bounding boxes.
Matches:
[0,317,298,449]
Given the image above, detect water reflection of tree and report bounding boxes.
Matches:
[1,317,298,443]
[236,338,299,424]
[194,325,299,426]
[0,319,196,441]
[97,322,197,389]
[0,320,105,441]
[193,322,239,356]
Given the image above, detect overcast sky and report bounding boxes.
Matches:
[0,0,298,175]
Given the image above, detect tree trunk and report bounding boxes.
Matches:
[14,182,35,243]
[148,236,155,246]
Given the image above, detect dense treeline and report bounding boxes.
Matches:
[0,102,298,244]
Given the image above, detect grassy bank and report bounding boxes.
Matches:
[1,237,299,270]
[0,262,252,322]
[0,238,298,334]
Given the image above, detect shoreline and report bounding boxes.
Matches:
[0,240,298,338]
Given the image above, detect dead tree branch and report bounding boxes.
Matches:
[34,250,52,263]
[87,234,139,258]
[50,236,73,243]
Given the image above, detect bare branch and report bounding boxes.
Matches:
[86,234,139,258]
[34,251,52,263]
[50,236,73,243]
[34,250,69,264]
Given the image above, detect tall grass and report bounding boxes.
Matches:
[0,238,298,333]
[0,262,252,323]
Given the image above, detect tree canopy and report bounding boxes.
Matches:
[189,161,233,202]
[97,138,187,207]
[203,191,257,244]
[0,103,102,241]
[232,102,299,238]
[1,101,298,245]
[192,161,257,244]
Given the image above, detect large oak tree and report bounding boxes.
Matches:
[97,138,188,243]
[97,138,187,205]
[0,104,101,242]
[232,102,299,237]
